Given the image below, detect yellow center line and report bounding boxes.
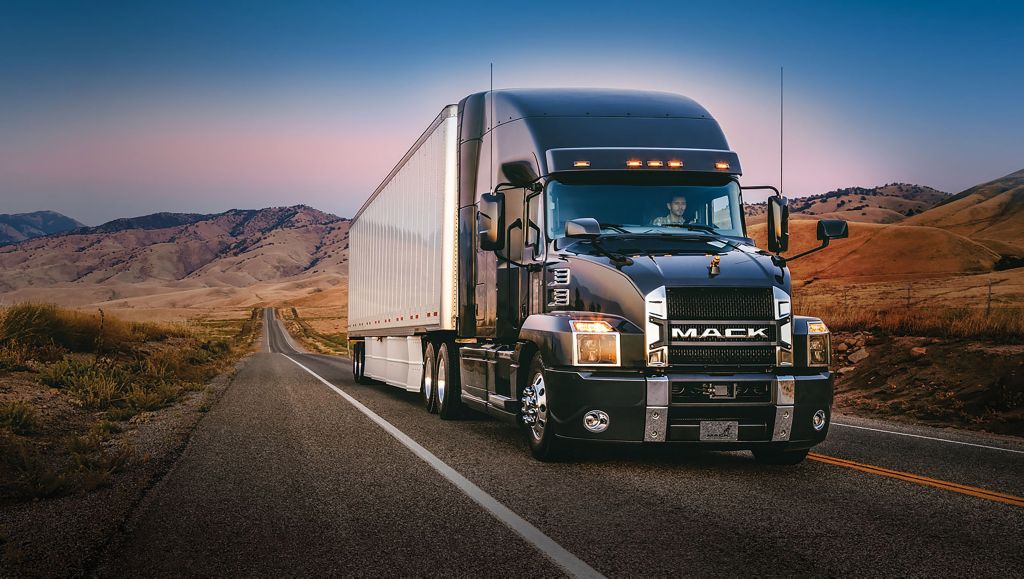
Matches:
[808,453,1024,508]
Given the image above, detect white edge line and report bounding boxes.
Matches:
[281,354,604,579]
[832,422,1024,455]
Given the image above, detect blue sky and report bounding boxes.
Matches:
[1,0,1021,224]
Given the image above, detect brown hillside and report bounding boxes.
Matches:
[0,206,350,312]
[748,219,1000,281]
[904,169,1024,256]
[746,183,947,225]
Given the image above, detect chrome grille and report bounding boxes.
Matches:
[549,288,570,306]
[668,345,775,366]
[666,287,773,321]
[551,268,570,285]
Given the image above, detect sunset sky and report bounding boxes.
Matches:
[1,0,1021,225]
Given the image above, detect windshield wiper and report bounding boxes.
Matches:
[654,223,719,233]
[589,238,634,267]
[596,222,631,233]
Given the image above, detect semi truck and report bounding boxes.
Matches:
[347,88,848,463]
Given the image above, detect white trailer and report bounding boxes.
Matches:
[347,105,459,391]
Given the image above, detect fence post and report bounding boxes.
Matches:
[905,285,911,309]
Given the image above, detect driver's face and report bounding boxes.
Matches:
[667,197,687,217]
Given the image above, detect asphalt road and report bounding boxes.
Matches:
[99,309,1024,576]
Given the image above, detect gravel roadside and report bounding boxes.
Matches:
[0,354,252,577]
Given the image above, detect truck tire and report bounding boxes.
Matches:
[422,341,438,413]
[436,341,462,420]
[522,356,563,461]
[352,342,371,384]
[752,448,809,465]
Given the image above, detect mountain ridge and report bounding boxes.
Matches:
[0,210,85,245]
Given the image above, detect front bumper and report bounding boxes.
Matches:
[545,368,832,451]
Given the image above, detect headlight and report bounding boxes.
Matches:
[570,320,620,366]
[806,321,830,367]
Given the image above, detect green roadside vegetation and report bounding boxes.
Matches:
[0,304,260,503]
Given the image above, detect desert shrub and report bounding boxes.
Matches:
[125,382,177,412]
[0,402,38,435]
[41,359,130,408]
[800,302,1024,340]
[0,342,32,372]
[0,433,65,500]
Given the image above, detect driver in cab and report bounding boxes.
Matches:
[652,194,694,226]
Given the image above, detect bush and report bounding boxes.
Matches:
[0,402,38,435]
[42,359,130,409]
[0,303,183,354]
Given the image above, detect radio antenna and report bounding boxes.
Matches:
[780,66,784,196]
[493,62,497,190]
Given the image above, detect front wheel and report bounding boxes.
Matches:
[521,356,563,461]
[752,448,809,465]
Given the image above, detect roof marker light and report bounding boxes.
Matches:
[647,160,664,167]
[574,160,591,167]
[626,160,642,168]
[667,160,684,168]
[715,161,730,170]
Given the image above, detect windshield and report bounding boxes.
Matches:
[546,179,745,239]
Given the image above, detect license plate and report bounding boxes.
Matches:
[700,420,739,441]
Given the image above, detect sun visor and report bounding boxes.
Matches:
[546,148,741,175]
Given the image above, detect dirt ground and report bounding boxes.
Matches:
[831,331,1024,436]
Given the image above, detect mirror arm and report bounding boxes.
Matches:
[777,238,830,264]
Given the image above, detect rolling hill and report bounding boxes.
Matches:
[0,211,84,245]
[745,183,948,225]
[0,205,350,310]
[904,168,1024,257]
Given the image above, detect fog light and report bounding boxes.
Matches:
[813,409,827,431]
[583,410,610,433]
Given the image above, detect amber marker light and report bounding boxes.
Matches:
[574,160,591,167]
[667,160,684,168]
[647,160,664,167]
[570,320,615,333]
[626,159,643,168]
[715,161,730,170]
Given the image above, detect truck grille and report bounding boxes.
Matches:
[669,345,775,366]
[668,322,776,343]
[666,287,773,321]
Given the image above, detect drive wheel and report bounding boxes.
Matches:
[422,340,438,413]
[521,356,562,461]
[753,448,809,465]
[352,342,370,384]
[436,341,462,420]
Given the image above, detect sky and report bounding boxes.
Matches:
[0,0,1022,225]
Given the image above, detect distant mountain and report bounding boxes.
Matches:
[84,212,212,234]
[0,206,350,302]
[0,211,84,245]
[745,183,948,225]
[905,169,1024,257]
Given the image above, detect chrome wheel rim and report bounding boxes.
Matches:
[521,371,548,441]
[423,347,434,403]
[436,352,447,405]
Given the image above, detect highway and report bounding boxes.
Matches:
[99,309,1024,576]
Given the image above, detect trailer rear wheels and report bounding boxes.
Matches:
[436,341,462,420]
[522,356,563,461]
[422,341,438,413]
[752,448,809,465]
[352,341,370,384]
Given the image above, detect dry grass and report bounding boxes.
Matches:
[0,303,260,503]
[281,307,348,355]
[799,300,1024,340]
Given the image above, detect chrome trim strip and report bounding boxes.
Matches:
[775,375,796,405]
[645,286,668,367]
[772,406,794,441]
[644,406,668,442]
[646,376,670,406]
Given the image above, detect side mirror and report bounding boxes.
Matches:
[767,196,789,253]
[817,219,848,241]
[565,217,601,238]
[478,193,504,251]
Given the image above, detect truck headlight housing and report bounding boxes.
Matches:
[570,320,620,366]
[806,321,830,367]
